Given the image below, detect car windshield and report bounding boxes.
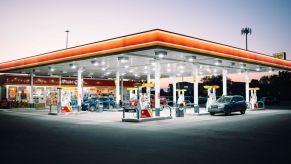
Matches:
[216,96,232,103]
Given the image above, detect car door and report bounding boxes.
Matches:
[231,97,239,111]
[237,97,246,111]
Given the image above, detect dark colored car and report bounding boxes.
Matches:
[98,97,115,109]
[81,97,103,111]
[259,97,279,105]
[209,95,247,116]
[0,98,9,109]
[184,96,194,103]
[198,96,207,104]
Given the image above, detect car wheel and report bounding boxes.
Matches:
[210,112,215,116]
[89,106,96,112]
[240,109,246,114]
[225,108,231,116]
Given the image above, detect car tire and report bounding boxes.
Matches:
[210,112,215,116]
[240,109,246,114]
[225,108,231,116]
[89,106,96,112]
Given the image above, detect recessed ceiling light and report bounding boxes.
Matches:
[49,67,55,72]
[240,64,246,69]
[186,56,196,62]
[214,60,222,65]
[69,64,76,69]
[118,56,129,63]
[91,60,99,66]
[155,50,167,58]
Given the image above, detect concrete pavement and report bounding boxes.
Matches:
[0,109,290,164]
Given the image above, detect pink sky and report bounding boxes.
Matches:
[159,72,277,89]
[0,0,288,86]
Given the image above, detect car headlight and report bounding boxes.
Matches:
[218,104,225,108]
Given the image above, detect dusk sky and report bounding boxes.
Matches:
[0,0,290,86]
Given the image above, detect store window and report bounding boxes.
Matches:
[46,87,58,106]
[18,87,29,101]
[33,87,45,104]
[8,86,17,101]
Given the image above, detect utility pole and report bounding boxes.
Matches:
[65,30,70,49]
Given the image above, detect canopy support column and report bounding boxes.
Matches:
[77,67,83,112]
[245,71,250,104]
[223,68,227,96]
[147,73,151,102]
[115,71,120,108]
[193,64,199,105]
[29,72,34,108]
[173,75,177,106]
[155,60,161,116]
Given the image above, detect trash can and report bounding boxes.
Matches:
[194,104,200,113]
[96,103,104,112]
[155,108,160,117]
[176,106,185,117]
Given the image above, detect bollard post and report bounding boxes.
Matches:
[123,107,125,119]
[137,109,140,120]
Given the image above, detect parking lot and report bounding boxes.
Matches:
[0,107,287,128]
[1,108,291,164]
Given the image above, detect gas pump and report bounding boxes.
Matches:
[176,89,186,106]
[204,85,220,111]
[176,89,186,117]
[249,87,259,110]
[125,84,154,118]
[139,83,154,118]
[128,87,138,101]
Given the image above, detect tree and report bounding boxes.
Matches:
[200,75,232,96]
[258,71,291,101]
[241,27,252,50]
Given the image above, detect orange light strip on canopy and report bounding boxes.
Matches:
[0,29,290,72]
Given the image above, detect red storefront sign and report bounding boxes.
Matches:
[0,75,134,87]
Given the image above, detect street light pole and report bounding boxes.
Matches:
[65,30,70,49]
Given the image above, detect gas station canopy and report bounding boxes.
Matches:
[0,29,290,78]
